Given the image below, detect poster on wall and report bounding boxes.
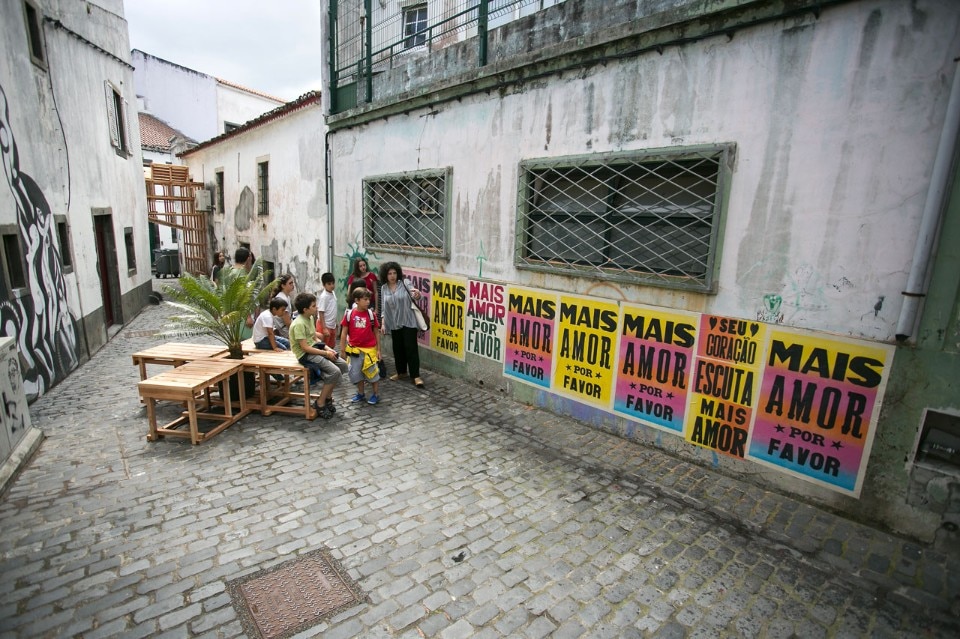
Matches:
[405,269,432,347]
[466,280,506,362]
[684,315,768,459]
[554,294,620,407]
[613,304,698,434]
[503,286,557,389]
[748,329,893,497]
[429,274,467,360]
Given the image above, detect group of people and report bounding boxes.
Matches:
[218,249,426,420]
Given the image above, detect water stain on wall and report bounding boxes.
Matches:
[235,186,255,231]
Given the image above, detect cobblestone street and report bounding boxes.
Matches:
[1,299,958,638]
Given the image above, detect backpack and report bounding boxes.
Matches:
[345,308,386,377]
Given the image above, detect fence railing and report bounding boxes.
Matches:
[329,1,560,114]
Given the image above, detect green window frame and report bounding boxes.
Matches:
[516,144,734,292]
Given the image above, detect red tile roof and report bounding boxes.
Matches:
[139,113,191,152]
[179,91,322,157]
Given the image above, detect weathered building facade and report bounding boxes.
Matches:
[180,93,330,291]
[323,0,960,540]
[0,0,153,404]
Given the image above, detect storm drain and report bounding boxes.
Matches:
[226,548,367,639]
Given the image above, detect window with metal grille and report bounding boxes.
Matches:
[363,169,449,257]
[516,145,733,292]
[55,215,73,273]
[1,231,27,293]
[215,170,225,214]
[403,4,428,49]
[124,227,137,272]
[257,161,269,216]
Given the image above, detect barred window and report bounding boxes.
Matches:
[363,169,449,257]
[257,161,269,216]
[516,145,733,292]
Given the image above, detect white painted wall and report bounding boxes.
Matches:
[1,0,152,399]
[216,83,284,132]
[132,50,219,143]
[182,102,328,293]
[330,0,960,344]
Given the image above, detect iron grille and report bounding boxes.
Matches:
[363,169,449,256]
[331,1,560,107]
[517,145,733,291]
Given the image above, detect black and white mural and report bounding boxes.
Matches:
[0,83,80,400]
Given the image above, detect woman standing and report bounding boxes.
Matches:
[210,251,226,284]
[348,257,379,313]
[379,261,425,388]
[271,273,296,338]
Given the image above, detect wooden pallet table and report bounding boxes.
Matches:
[131,342,228,381]
[240,350,318,420]
[138,358,249,445]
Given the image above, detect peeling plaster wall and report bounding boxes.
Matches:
[1,0,152,400]
[181,104,328,293]
[327,0,960,538]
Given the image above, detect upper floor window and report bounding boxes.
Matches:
[224,122,240,133]
[23,0,46,68]
[516,144,734,292]
[403,3,428,49]
[257,161,269,216]
[363,168,449,257]
[215,170,225,214]
[104,81,131,157]
[55,215,73,273]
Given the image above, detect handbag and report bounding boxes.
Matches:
[402,281,430,331]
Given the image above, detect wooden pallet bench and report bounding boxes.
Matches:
[138,358,250,445]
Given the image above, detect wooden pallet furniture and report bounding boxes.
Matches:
[138,358,250,445]
[131,343,228,381]
[240,350,319,420]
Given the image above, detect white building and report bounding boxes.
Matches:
[0,0,153,401]
[132,49,286,143]
[323,0,960,540]
[180,92,329,292]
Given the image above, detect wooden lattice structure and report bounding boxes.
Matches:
[145,164,209,276]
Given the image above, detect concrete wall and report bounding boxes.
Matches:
[326,0,960,538]
[0,0,153,400]
[181,102,328,294]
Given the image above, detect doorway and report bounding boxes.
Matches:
[93,211,123,327]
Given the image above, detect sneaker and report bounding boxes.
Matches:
[351,393,366,403]
[367,394,379,405]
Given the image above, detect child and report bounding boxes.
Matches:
[316,272,339,346]
[291,292,348,419]
[253,298,290,351]
[339,286,381,405]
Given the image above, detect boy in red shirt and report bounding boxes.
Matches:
[339,287,382,404]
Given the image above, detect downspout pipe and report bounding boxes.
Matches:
[325,129,334,275]
[896,57,960,343]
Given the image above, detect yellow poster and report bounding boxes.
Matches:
[554,294,619,407]
[429,274,466,360]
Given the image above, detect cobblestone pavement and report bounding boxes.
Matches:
[1,298,959,638]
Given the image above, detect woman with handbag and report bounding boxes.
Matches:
[378,261,426,388]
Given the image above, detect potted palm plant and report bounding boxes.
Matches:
[159,259,278,397]
[160,259,278,358]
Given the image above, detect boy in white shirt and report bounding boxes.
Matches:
[316,272,339,347]
[253,298,290,351]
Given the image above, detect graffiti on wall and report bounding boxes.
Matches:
[0,84,80,400]
[407,269,896,497]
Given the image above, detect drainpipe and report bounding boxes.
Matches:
[325,129,334,274]
[896,58,960,343]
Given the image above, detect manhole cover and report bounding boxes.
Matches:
[227,547,367,639]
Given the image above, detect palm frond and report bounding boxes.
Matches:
[157,259,280,352]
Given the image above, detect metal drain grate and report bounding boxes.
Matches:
[227,548,367,639]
